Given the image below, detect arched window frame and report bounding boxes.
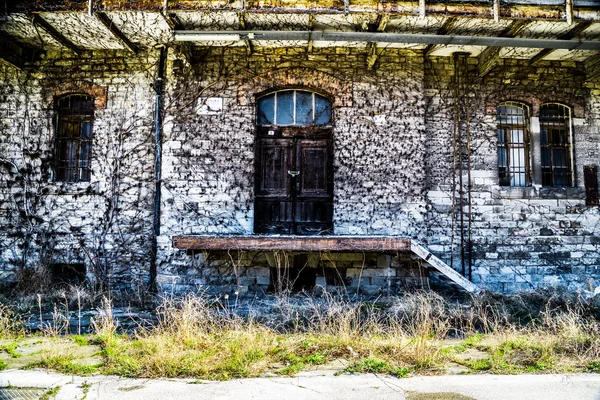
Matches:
[256,89,333,127]
[54,94,95,183]
[496,101,531,187]
[539,103,574,187]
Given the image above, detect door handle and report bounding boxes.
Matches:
[288,170,300,177]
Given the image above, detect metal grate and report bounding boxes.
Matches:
[55,94,94,183]
[540,103,573,187]
[497,102,530,187]
[0,388,45,400]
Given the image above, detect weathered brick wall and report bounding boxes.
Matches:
[1,44,599,296]
[424,56,600,293]
[0,50,158,289]
[156,46,429,292]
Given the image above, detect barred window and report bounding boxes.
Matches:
[497,102,530,187]
[540,103,573,187]
[55,95,94,182]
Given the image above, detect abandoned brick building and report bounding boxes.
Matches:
[1,0,600,296]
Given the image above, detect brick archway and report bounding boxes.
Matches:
[485,90,585,118]
[238,68,352,108]
[46,81,107,109]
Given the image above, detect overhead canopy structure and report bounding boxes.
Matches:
[1,0,599,75]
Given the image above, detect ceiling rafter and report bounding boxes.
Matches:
[419,0,426,19]
[365,14,390,70]
[0,33,31,69]
[492,0,500,23]
[306,14,316,54]
[477,20,531,78]
[161,12,192,65]
[238,12,253,56]
[95,12,138,54]
[31,14,83,55]
[566,0,574,25]
[529,20,593,65]
[585,53,600,81]
[424,17,458,58]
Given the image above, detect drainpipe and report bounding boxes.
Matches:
[150,46,167,291]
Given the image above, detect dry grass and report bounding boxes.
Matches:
[0,303,23,339]
[2,289,600,379]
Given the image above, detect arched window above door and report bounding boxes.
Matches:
[257,90,332,126]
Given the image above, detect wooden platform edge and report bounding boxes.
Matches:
[410,240,480,294]
[172,235,411,252]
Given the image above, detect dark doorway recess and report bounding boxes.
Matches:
[254,90,334,235]
[50,263,86,284]
[270,254,316,292]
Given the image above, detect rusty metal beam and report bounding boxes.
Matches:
[477,20,531,77]
[96,12,138,54]
[172,235,412,252]
[424,17,457,58]
[31,14,83,55]
[9,2,600,22]
[175,28,600,51]
[529,20,593,65]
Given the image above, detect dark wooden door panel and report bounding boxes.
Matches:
[254,200,294,234]
[255,130,333,235]
[297,139,332,198]
[294,201,333,235]
[256,138,293,197]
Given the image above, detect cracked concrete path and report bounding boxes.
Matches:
[1,369,600,400]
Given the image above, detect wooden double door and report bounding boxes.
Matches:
[254,127,333,235]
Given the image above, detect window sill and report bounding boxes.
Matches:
[492,185,585,200]
[41,181,100,196]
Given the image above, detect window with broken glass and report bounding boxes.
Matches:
[54,95,94,182]
[257,90,332,126]
[497,102,530,187]
[539,103,573,187]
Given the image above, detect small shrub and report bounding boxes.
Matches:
[346,358,391,374]
[586,361,600,372]
[72,335,89,346]
[0,304,22,339]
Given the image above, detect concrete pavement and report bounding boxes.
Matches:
[1,369,599,400]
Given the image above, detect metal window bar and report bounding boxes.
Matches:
[55,95,94,182]
[540,103,573,187]
[497,102,530,187]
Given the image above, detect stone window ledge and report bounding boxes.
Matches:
[492,185,585,200]
[40,181,100,196]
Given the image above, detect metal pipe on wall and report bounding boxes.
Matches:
[150,45,167,291]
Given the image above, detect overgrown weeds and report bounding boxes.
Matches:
[3,289,600,379]
[0,303,23,339]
